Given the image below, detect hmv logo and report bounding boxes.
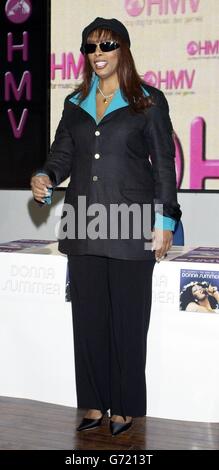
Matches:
[187,40,219,56]
[125,0,200,16]
[4,0,32,138]
[5,0,31,23]
[144,69,195,90]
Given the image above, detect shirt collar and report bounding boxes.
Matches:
[69,73,150,124]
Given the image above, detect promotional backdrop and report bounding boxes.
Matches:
[51,0,219,190]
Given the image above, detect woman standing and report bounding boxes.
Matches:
[31,17,182,436]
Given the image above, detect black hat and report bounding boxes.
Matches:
[80,17,131,54]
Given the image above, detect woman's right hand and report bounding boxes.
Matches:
[30,174,53,203]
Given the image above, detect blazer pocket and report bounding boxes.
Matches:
[120,188,154,203]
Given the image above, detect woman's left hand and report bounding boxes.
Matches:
[151,228,173,262]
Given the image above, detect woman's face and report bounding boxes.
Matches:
[192,284,207,300]
[86,30,120,80]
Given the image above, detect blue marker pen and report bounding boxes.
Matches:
[35,172,53,205]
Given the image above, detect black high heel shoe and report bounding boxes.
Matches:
[110,418,133,436]
[77,412,104,432]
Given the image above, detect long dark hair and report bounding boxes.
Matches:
[74,27,154,113]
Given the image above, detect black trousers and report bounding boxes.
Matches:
[68,254,156,419]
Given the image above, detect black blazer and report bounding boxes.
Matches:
[42,82,182,260]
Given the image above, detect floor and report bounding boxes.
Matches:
[0,397,218,450]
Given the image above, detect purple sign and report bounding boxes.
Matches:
[1,0,49,188]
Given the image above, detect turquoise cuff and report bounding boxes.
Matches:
[36,171,49,177]
[154,212,176,231]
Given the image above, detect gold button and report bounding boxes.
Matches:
[94,153,100,159]
[92,175,98,181]
[95,130,100,136]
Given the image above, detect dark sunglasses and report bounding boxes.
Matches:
[84,41,120,54]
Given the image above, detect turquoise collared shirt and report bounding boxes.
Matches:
[69,74,176,232]
[70,73,131,125]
